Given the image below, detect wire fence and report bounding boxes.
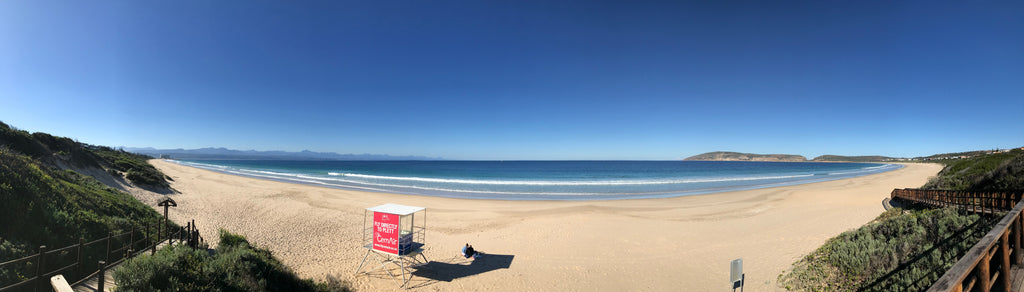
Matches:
[0,219,203,292]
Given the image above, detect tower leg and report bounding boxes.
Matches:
[355,249,372,274]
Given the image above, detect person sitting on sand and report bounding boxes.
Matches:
[462,243,478,259]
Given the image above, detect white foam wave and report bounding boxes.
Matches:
[168,160,900,197]
[329,172,815,186]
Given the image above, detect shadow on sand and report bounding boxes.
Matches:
[407,253,514,288]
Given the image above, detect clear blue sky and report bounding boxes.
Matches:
[1,1,1022,160]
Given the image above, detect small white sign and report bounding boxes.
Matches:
[730,258,743,283]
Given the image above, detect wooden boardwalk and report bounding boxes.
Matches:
[71,240,179,292]
[72,271,115,292]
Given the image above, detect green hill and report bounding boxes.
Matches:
[922,149,1024,190]
[0,121,171,286]
[684,151,807,162]
[0,121,354,291]
[811,155,897,162]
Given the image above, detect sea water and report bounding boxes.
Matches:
[168,160,901,200]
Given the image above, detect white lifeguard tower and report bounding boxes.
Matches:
[355,203,428,287]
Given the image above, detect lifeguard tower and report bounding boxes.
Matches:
[355,203,428,287]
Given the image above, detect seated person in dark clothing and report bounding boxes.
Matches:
[462,243,478,258]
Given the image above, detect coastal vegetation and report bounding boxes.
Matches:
[0,121,349,291]
[778,207,993,291]
[92,146,171,188]
[0,121,171,286]
[114,229,352,292]
[780,148,1024,291]
[921,149,1024,191]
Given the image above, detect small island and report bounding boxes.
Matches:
[684,151,808,162]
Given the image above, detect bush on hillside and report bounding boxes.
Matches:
[779,207,995,291]
[922,150,1024,190]
[0,121,169,188]
[92,146,169,188]
[0,147,168,286]
[0,121,173,286]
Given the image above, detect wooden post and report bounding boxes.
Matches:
[158,197,177,246]
[1017,214,1024,264]
[1002,231,1012,291]
[185,221,191,246]
[36,245,46,292]
[129,227,135,257]
[105,232,112,263]
[164,206,169,243]
[980,251,992,292]
[76,239,84,279]
[151,222,157,255]
[145,224,150,253]
[157,218,162,247]
[97,261,106,292]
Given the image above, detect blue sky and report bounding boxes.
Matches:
[1,1,1022,160]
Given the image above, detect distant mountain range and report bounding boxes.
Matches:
[684,151,899,162]
[124,147,442,161]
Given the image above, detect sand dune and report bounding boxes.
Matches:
[135,160,942,291]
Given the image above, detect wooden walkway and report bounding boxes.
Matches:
[71,240,178,292]
[891,189,1023,215]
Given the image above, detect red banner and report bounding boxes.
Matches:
[372,211,400,254]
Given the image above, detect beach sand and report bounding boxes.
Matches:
[135,160,943,291]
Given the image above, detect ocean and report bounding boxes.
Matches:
[168,160,901,200]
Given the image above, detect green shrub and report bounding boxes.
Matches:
[114,245,212,291]
[922,150,1024,191]
[0,121,170,287]
[93,148,169,188]
[113,229,354,292]
[779,207,994,291]
[217,229,250,249]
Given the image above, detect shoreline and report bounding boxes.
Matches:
[138,160,943,291]
[164,159,902,201]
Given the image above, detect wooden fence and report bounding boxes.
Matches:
[0,220,202,292]
[891,189,1024,292]
[891,189,1024,215]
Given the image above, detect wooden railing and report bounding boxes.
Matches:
[928,197,1024,292]
[890,189,1024,292]
[891,189,1024,214]
[0,220,203,292]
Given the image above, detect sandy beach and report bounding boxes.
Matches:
[134,160,943,291]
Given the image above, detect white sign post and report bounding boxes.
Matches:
[731,258,744,292]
